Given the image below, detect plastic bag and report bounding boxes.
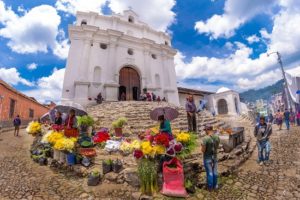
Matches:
[161,158,188,197]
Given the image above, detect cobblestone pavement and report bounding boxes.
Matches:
[1,125,299,200]
[190,125,300,200]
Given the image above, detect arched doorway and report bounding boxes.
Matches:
[119,67,140,101]
[217,99,228,115]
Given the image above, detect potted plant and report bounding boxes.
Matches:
[112,117,127,137]
[87,170,101,186]
[77,115,94,133]
[112,159,123,173]
[102,159,112,174]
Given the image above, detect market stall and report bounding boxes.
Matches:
[27,107,200,198]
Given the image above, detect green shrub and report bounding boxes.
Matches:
[112,117,128,128]
[77,115,94,126]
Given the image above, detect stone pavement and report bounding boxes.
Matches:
[0,125,299,200]
[190,125,300,200]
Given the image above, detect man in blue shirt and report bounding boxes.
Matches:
[13,115,21,136]
[284,108,290,130]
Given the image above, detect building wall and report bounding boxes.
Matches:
[209,91,241,115]
[0,84,49,128]
[62,10,179,106]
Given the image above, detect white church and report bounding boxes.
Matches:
[62,10,179,106]
[62,10,242,116]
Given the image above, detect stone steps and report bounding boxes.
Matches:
[87,101,228,134]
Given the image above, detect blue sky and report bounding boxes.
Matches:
[0,0,300,103]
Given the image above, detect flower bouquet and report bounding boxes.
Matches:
[26,121,42,136]
[93,131,110,143]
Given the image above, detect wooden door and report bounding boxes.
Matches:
[119,67,140,100]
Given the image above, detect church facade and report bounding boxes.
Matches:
[62,10,180,106]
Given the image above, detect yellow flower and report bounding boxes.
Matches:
[120,141,131,152]
[172,129,181,136]
[53,138,75,152]
[129,140,140,151]
[150,126,159,135]
[41,130,53,143]
[176,132,191,144]
[153,145,166,155]
[69,137,78,143]
[26,121,42,136]
[140,141,155,156]
[47,131,64,144]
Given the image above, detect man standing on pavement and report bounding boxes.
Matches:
[201,125,220,191]
[185,95,197,132]
[284,108,290,130]
[13,115,21,137]
[254,116,272,165]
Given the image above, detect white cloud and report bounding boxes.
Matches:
[195,0,276,39]
[237,69,281,90]
[175,43,277,81]
[55,0,107,15]
[0,1,69,59]
[247,35,260,44]
[27,63,37,70]
[108,0,176,31]
[0,67,33,86]
[23,68,65,103]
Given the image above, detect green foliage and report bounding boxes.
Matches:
[240,79,284,103]
[91,170,100,177]
[185,179,193,188]
[112,117,128,128]
[177,132,198,160]
[104,159,112,165]
[137,159,158,195]
[77,115,94,126]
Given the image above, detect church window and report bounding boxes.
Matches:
[165,41,169,46]
[128,48,134,55]
[100,43,107,49]
[151,54,157,59]
[81,20,87,25]
[128,16,134,23]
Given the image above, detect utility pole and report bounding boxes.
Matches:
[267,51,292,110]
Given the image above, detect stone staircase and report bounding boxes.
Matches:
[87,101,228,134]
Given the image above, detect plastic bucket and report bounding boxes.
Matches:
[66,153,76,165]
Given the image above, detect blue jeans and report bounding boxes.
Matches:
[204,158,218,190]
[285,119,290,130]
[257,141,271,162]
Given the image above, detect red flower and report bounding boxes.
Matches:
[93,132,110,143]
[51,124,64,131]
[154,133,170,147]
[174,143,183,152]
[133,149,144,159]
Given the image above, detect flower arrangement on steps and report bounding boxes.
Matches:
[111,117,128,137]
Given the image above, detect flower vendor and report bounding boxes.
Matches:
[158,115,172,136]
[54,111,63,125]
[65,109,77,128]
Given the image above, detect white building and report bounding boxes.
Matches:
[62,10,179,106]
[207,87,241,115]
